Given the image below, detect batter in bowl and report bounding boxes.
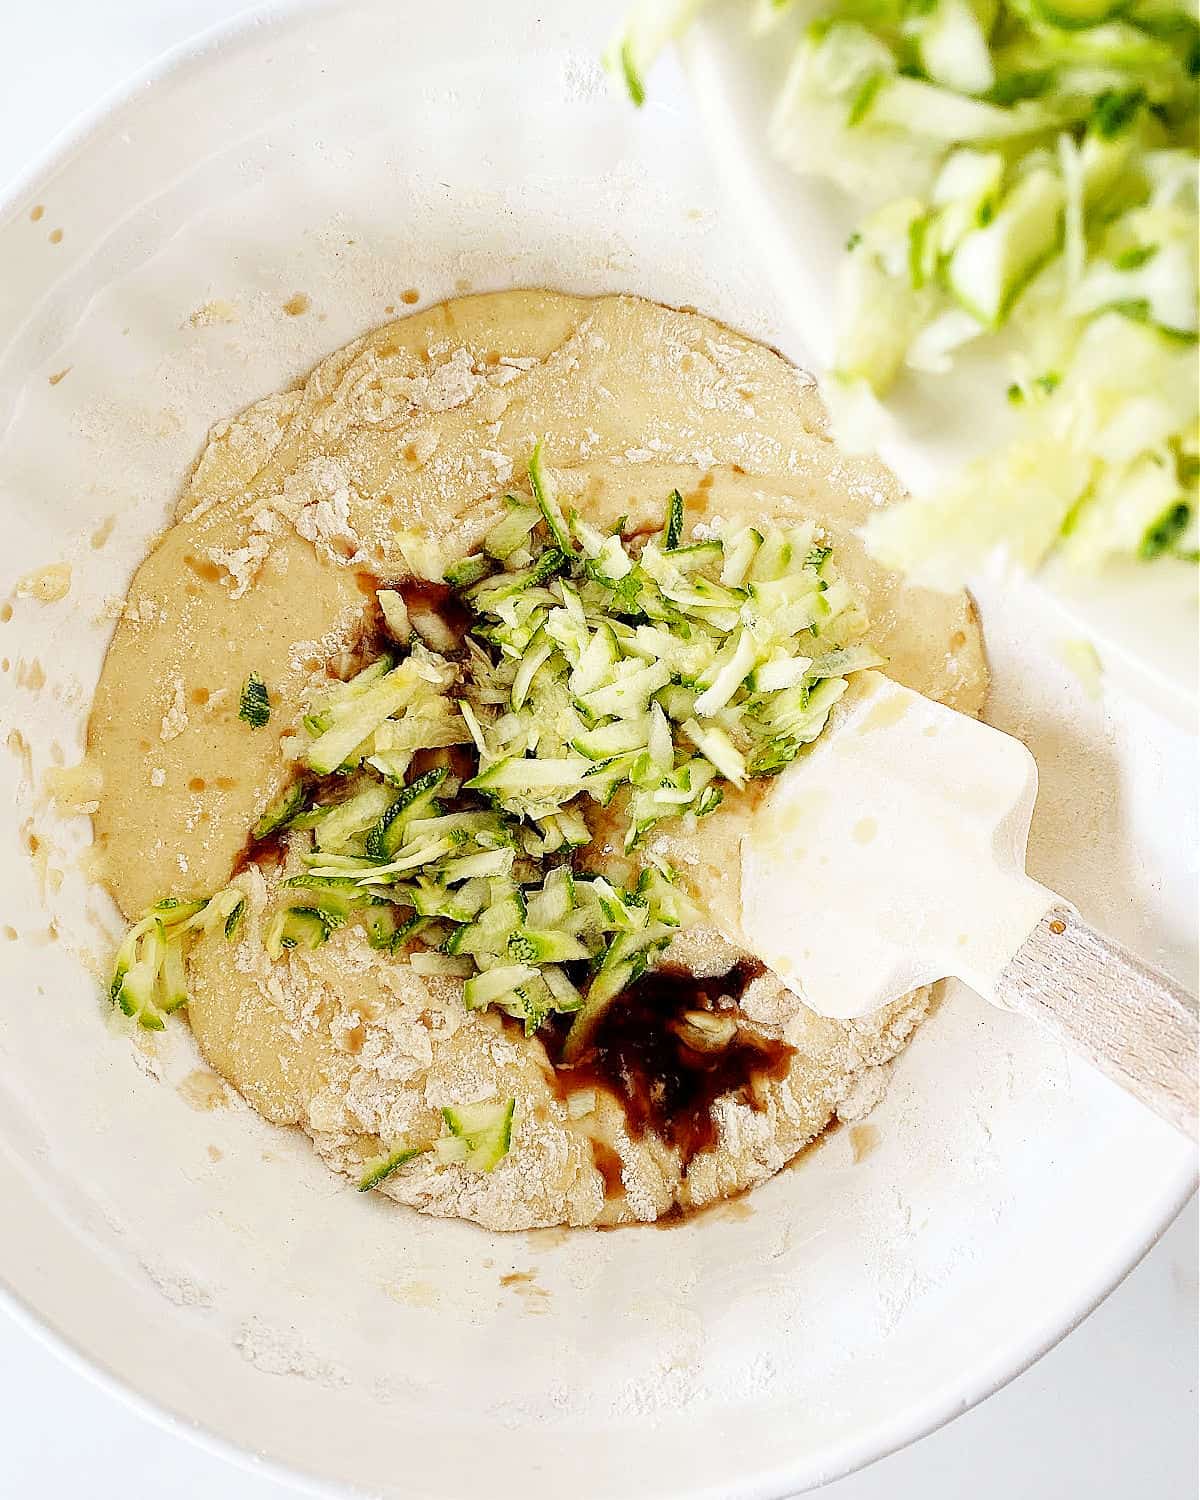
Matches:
[89,291,985,1228]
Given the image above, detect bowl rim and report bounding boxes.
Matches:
[0,3,1195,1496]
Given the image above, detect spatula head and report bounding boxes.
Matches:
[738,671,1056,1019]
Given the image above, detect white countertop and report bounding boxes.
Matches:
[2,4,1196,1496]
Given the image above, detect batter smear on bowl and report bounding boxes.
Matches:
[88,291,986,1228]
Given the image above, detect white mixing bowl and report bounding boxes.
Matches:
[0,4,1194,1496]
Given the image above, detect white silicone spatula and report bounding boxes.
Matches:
[738,671,1199,1139]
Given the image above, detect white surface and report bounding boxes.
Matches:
[682,1,1199,729]
[0,4,1195,1498]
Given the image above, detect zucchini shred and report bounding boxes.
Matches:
[610,0,1199,575]
[108,449,882,1178]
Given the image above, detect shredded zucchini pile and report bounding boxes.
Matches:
[611,0,1199,577]
[109,889,245,1030]
[107,448,877,1068]
[358,1098,517,1189]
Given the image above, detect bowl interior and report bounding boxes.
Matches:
[0,4,1194,1497]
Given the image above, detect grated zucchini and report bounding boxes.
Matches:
[110,451,875,1049]
[238,672,271,729]
[358,1145,424,1191]
[434,1097,516,1172]
[608,0,1198,577]
[108,884,245,1029]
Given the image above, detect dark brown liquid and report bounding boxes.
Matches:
[652,1190,756,1231]
[353,574,472,658]
[343,574,397,670]
[397,578,472,652]
[231,828,288,877]
[591,1139,626,1197]
[543,960,793,1170]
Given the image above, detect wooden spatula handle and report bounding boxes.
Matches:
[994,908,1198,1140]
